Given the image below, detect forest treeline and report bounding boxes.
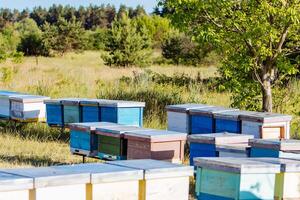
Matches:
[0,4,212,67]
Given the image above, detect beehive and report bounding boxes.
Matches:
[9,95,50,122]
[61,98,85,124]
[188,133,253,165]
[214,110,251,133]
[95,125,147,160]
[80,99,107,123]
[194,157,280,200]
[53,163,143,200]
[251,157,300,200]
[190,106,239,134]
[166,104,213,134]
[0,171,33,200]
[124,130,187,163]
[1,166,90,200]
[107,159,194,200]
[44,99,64,127]
[0,91,21,119]
[100,100,145,127]
[240,111,292,139]
[69,122,117,157]
[249,139,300,159]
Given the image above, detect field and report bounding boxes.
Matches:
[0,50,299,171]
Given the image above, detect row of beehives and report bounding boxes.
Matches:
[0,90,49,122]
[167,103,292,139]
[69,122,187,163]
[192,135,300,199]
[44,98,145,127]
[0,159,194,200]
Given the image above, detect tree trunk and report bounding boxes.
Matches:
[262,77,273,112]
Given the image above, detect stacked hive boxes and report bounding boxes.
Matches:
[10,95,50,122]
[0,160,192,200]
[249,139,300,159]
[69,122,117,157]
[188,133,253,165]
[193,157,280,200]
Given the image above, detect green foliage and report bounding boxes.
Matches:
[162,0,300,111]
[42,17,86,56]
[85,28,108,50]
[102,14,152,67]
[0,67,14,85]
[161,31,212,66]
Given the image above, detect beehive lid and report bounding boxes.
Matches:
[0,172,33,192]
[99,100,145,108]
[107,159,193,179]
[189,106,239,115]
[44,98,64,105]
[251,158,300,172]
[249,139,300,151]
[53,163,143,183]
[214,110,252,120]
[9,95,50,103]
[61,98,88,105]
[124,129,187,141]
[0,92,23,99]
[216,143,250,153]
[96,125,150,136]
[239,111,292,123]
[166,104,213,113]
[188,133,253,144]
[79,99,112,106]
[69,122,118,131]
[1,166,90,188]
[193,157,280,174]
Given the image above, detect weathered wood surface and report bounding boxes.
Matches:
[188,133,253,144]
[249,139,300,151]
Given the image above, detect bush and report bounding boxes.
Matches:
[101,14,152,67]
[162,32,213,66]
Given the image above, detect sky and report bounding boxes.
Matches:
[0,0,158,13]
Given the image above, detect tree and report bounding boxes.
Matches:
[42,17,86,55]
[161,0,300,112]
[102,14,152,67]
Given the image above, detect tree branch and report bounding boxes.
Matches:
[273,25,290,59]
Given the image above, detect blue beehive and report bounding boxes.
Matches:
[80,99,102,123]
[214,110,251,133]
[188,133,253,165]
[100,100,145,127]
[190,106,239,134]
[44,99,64,127]
[61,98,87,124]
[69,122,118,156]
[249,139,300,159]
[194,157,280,200]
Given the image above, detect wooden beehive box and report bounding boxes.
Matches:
[80,99,108,123]
[240,111,292,139]
[95,125,148,160]
[100,100,145,127]
[69,122,118,157]
[188,133,253,165]
[214,110,251,133]
[54,163,143,200]
[252,157,300,200]
[193,157,280,200]
[0,91,22,119]
[61,98,86,124]
[44,99,64,127]
[9,95,50,122]
[107,159,194,200]
[166,104,214,134]
[0,171,33,200]
[124,129,187,163]
[249,139,300,159]
[1,166,90,200]
[189,106,239,134]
